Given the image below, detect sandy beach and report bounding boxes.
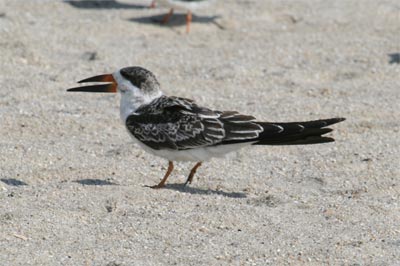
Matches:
[1,0,399,265]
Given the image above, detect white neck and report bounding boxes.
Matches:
[119,90,162,122]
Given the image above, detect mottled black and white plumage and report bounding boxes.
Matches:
[125,94,344,153]
[126,95,264,151]
[68,66,345,188]
[120,67,160,95]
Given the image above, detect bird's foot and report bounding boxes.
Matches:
[183,179,192,187]
[183,162,202,187]
[161,8,174,24]
[186,11,192,33]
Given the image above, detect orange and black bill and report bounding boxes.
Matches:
[67,74,117,93]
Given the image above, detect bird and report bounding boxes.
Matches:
[150,0,213,33]
[67,66,345,189]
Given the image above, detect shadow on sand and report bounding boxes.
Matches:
[64,0,147,9]
[129,13,224,29]
[388,53,400,64]
[74,179,118,186]
[157,183,246,198]
[1,178,28,186]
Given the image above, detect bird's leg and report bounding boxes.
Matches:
[184,162,202,186]
[186,10,192,33]
[149,161,174,189]
[149,0,156,8]
[161,8,174,24]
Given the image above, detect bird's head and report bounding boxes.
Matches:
[67,66,161,97]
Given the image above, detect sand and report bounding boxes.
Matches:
[1,0,399,265]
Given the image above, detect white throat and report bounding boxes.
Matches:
[112,71,162,123]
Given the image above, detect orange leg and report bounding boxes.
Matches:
[149,1,156,8]
[161,8,174,24]
[184,162,202,186]
[186,10,192,33]
[148,161,174,189]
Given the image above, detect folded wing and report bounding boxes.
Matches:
[125,96,263,150]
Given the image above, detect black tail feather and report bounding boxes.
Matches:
[253,117,345,146]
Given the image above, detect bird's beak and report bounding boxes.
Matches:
[67,74,117,93]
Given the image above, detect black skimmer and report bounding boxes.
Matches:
[67,66,345,189]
